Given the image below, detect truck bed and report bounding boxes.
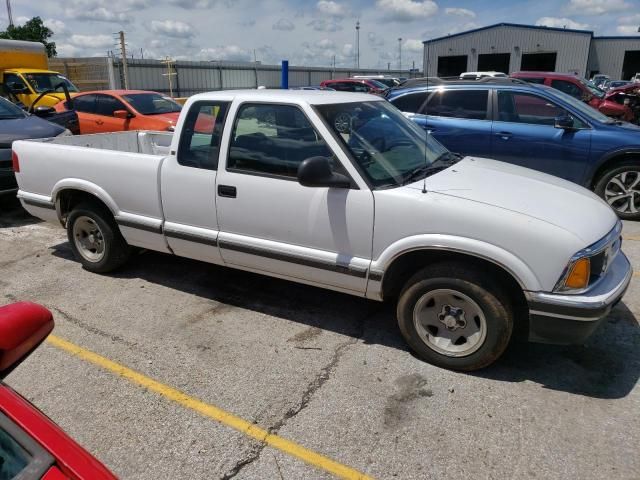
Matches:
[39,131,173,156]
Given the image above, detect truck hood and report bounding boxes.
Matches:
[406,157,617,244]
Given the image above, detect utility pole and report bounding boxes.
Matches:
[5,0,12,27]
[118,31,130,90]
[355,20,360,69]
[161,56,177,97]
[398,37,402,71]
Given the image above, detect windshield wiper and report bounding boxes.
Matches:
[400,154,459,185]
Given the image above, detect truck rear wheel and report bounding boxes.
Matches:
[594,161,640,220]
[66,202,130,273]
[396,263,513,371]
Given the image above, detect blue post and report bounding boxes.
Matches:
[281,60,289,89]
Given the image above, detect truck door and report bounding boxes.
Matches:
[160,100,230,264]
[2,72,34,107]
[215,102,374,294]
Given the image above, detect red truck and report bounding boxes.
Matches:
[511,71,634,122]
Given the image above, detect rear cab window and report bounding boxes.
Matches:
[177,101,230,170]
[424,89,489,120]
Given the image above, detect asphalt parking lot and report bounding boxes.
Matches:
[1,195,639,480]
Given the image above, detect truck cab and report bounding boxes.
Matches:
[0,39,79,108]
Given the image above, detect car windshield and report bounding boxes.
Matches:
[121,93,182,115]
[315,101,451,188]
[543,86,612,123]
[368,79,389,90]
[580,79,605,98]
[0,97,26,119]
[24,73,79,93]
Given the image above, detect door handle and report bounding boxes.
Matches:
[218,185,237,198]
[96,120,104,125]
[495,131,512,140]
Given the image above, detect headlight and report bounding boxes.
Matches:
[56,129,73,137]
[563,258,591,290]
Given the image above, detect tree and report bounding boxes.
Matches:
[0,17,57,57]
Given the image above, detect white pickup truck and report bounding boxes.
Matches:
[13,90,632,370]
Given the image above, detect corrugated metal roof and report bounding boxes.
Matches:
[424,23,594,44]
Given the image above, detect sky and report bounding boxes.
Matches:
[5,0,640,70]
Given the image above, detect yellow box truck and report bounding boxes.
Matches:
[0,39,79,108]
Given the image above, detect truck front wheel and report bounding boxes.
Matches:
[66,203,130,273]
[397,263,513,371]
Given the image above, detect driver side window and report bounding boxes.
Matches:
[497,91,585,127]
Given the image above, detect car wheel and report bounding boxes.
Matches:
[396,263,513,371]
[594,161,640,220]
[334,112,351,133]
[66,202,130,273]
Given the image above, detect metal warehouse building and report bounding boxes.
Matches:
[423,23,640,80]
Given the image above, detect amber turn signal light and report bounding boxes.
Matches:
[565,258,590,290]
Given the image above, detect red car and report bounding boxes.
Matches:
[604,82,640,123]
[54,90,182,134]
[0,302,117,480]
[511,71,634,122]
[319,78,387,95]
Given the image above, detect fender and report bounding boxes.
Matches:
[366,234,542,300]
[52,178,121,222]
[587,147,640,186]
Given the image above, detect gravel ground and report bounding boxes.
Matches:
[1,195,638,480]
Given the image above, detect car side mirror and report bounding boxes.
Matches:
[113,109,132,119]
[0,302,54,380]
[297,156,351,189]
[554,114,575,130]
[33,105,56,117]
[8,82,28,94]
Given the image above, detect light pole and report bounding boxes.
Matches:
[356,21,360,69]
[398,37,402,71]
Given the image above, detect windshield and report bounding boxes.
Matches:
[580,79,605,98]
[0,97,26,119]
[24,73,79,93]
[315,101,450,188]
[121,93,182,115]
[543,86,612,123]
[368,79,389,90]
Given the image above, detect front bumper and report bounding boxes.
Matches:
[526,251,632,344]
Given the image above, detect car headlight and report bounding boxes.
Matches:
[559,257,591,291]
[56,129,73,137]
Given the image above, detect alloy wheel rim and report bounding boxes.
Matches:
[413,288,487,357]
[605,171,640,214]
[73,216,105,263]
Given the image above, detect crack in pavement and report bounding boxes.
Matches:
[219,307,378,479]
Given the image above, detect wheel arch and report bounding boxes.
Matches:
[590,149,640,189]
[53,180,119,227]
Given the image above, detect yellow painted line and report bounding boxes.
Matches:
[46,335,372,480]
[623,235,640,241]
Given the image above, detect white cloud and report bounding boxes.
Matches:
[44,19,69,36]
[376,0,438,22]
[196,45,252,61]
[316,0,347,17]
[150,20,194,38]
[307,19,343,32]
[619,14,640,23]
[66,7,129,23]
[403,38,423,53]
[15,16,30,25]
[535,17,590,30]
[316,38,336,49]
[566,0,630,15]
[69,34,114,49]
[444,8,476,18]
[272,18,295,31]
[56,43,84,56]
[368,32,385,48]
[170,0,217,8]
[616,24,640,34]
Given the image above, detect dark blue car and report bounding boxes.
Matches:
[387,79,640,220]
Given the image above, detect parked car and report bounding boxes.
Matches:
[459,71,507,80]
[351,75,401,88]
[591,74,610,88]
[632,73,640,83]
[601,80,632,91]
[511,71,634,122]
[291,86,336,91]
[605,82,640,122]
[0,302,117,479]
[319,78,387,94]
[54,90,183,134]
[13,90,631,371]
[0,96,69,196]
[387,79,640,219]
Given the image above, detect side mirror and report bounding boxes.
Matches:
[554,114,575,130]
[33,105,56,117]
[113,109,132,119]
[0,302,54,380]
[8,82,28,94]
[297,156,351,189]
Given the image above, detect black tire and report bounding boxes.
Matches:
[66,202,130,273]
[396,263,513,371]
[594,160,640,221]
